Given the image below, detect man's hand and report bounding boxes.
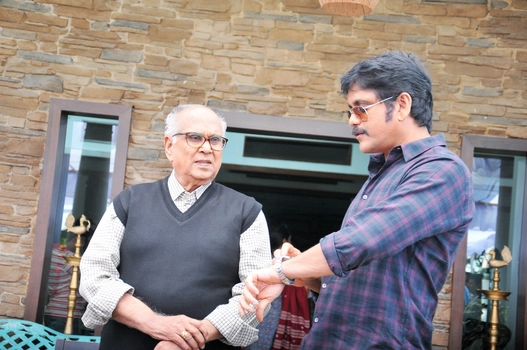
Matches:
[152,318,220,350]
[238,266,284,322]
[275,242,301,260]
[112,294,208,350]
[238,242,303,321]
[152,314,208,350]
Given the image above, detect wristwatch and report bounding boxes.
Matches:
[274,256,296,285]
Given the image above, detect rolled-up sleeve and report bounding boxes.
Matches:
[320,153,473,278]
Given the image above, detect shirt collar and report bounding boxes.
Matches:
[400,133,446,162]
[368,134,446,174]
[168,171,212,202]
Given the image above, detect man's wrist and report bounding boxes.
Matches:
[274,256,296,285]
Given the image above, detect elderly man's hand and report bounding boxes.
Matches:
[154,340,184,350]
[149,314,208,350]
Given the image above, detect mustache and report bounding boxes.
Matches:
[352,126,368,137]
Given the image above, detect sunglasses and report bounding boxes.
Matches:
[347,96,394,122]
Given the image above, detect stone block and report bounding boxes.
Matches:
[53,4,111,21]
[1,28,37,41]
[269,29,314,43]
[111,20,150,31]
[80,87,124,100]
[447,4,488,18]
[38,0,92,9]
[462,86,503,97]
[149,26,192,43]
[444,62,504,79]
[7,117,25,128]
[0,204,14,215]
[232,63,256,76]
[135,69,187,82]
[0,7,25,23]
[168,59,200,75]
[144,55,168,66]
[508,126,527,139]
[71,18,90,30]
[432,330,449,348]
[101,49,143,63]
[0,264,25,282]
[420,15,471,28]
[255,68,310,87]
[404,3,448,16]
[25,11,68,27]
[127,147,160,161]
[11,174,36,188]
[5,139,44,158]
[23,74,63,93]
[247,101,287,115]
[60,47,102,59]
[201,55,230,71]
[18,51,73,64]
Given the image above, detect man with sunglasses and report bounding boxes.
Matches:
[239,51,474,349]
[80,105,271,350]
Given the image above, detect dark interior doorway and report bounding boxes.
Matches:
[216,166,367,252]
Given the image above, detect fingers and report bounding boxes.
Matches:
[280,243,301,258]
[239,286,259,316]
[178,329,202,350]
[238,273,261,316]
[159,316,206,350]
[187,319,207,349]
[255,299,271,322]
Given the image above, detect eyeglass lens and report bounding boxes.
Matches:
[184,132,227,150]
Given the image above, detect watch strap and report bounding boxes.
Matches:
[274,256,296,285]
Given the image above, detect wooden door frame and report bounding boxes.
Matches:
[24,99,132,322]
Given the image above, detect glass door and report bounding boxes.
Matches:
[463,153,525,350]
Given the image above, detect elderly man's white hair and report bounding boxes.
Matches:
[164,104,227,137]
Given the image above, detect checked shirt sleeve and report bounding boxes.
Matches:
[205,211,272,347]
[79,204,134,329]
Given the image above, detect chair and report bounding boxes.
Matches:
[55,338,100,350]
[0,319,100,350]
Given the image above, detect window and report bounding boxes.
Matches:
[25,99,131,330]
[450,135,527,350]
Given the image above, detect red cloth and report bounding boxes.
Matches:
[271,285,311,350]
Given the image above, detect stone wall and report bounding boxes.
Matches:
[0,0,526,347]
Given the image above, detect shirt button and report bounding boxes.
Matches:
[322,283,327,288]
[362,194,368,199]
[314,317,319,323]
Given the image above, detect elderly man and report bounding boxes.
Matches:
[80,105,271,350]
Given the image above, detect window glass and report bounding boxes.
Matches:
[44,115,117,335]
[463,153,525,350]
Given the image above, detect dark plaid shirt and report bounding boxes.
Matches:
[303,134,474,349]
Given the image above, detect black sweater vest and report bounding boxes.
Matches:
[99,177,262,350]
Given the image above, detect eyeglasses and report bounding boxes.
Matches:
[173,132,228,151]
[347,96,394,122]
